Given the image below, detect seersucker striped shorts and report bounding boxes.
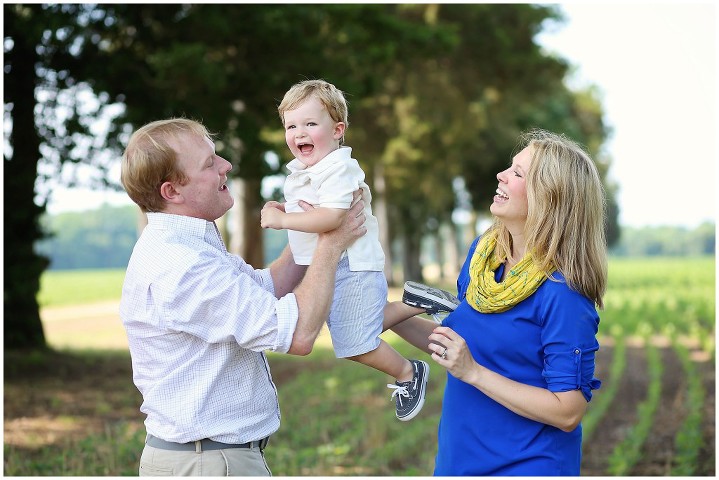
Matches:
[326,255,387,358]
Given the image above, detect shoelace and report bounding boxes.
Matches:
[387,383,410,406]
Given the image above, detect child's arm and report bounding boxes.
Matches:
[261,202,345,233]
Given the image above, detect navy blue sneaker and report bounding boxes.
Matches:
[387,359,429,421]
[402,281,460,323]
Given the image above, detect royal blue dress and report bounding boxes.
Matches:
[434,237,601,476]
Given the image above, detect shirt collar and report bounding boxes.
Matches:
[146,212,225,250]
[286,146,353,174]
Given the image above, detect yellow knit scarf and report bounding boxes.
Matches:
[466,232,554,313]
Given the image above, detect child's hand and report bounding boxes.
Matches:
[261,204,285,229]
[262,200,286,212]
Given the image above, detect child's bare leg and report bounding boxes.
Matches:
[383,301,424,331]
[348,339,414,382]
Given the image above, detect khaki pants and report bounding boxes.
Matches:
[139,444,272,476]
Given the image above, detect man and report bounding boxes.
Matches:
[119,118,366,476]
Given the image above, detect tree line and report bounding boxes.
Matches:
[37,205,714,273]
[5,4,618,349]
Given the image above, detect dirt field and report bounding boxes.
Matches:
[5,301,716,475]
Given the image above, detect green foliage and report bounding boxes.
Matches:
[5,3,618,346]
[592,257,714,475]
[670,342,706,475]
[37,204,139,270]
[606,338,663,475]
[582,334,626,440]
[264,341,443,475]
[603,257,715,355]
[38,269,127,307]
[612,222,716,256]
[4,422,144,476]
[36,202,716,276]
[10,257,717,475]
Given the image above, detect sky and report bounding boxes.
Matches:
[43,2,718,229]
[536,2,717,228]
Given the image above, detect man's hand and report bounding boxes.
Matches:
[316,190,366,254]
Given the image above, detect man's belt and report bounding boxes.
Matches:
[146,434,269,452]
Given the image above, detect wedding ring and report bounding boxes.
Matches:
[440,348,448,359]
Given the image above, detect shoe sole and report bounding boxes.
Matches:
[397,360,429,422]
[403,282,459,312]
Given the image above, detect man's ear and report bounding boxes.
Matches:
[159,181,183,204]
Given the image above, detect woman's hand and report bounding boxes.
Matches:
[428,325,588,431]
[428,326,480,384]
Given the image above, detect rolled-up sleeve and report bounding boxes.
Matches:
[540,282,602,402]
[254,267,298,353]
[543,343,601,402]
[273,292,299,353]
[162,251,300,354]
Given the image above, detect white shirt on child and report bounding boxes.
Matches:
[283,146,385,271]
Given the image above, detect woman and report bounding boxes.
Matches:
[393,129,607,475]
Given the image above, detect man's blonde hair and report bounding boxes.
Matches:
[121,118,211,213]
[278,79,349,142]
[491,129,608,308]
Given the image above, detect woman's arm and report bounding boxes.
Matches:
[428,326,588,432]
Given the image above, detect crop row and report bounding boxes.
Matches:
[585,257,714,475]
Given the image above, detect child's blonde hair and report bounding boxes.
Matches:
[278,79,349,142]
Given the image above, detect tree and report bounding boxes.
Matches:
[347,4,618,281]
[3,4,451,349]
[4,5,49,349]
[4,4,618,351]
[37,205,138,269]
[3,4,148,348]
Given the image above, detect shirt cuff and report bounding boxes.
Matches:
[273,293,299,353]
[258,268,276,297]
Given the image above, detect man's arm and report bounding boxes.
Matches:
[268,245,307,299]
[286,194,366,355]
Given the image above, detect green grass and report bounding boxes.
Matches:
[18,257,716,475]
[38,268,127,307]
[4,421,145,476]
[265,341,444,475]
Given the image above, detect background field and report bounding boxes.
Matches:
[4,257,716,475]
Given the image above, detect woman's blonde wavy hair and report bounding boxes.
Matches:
[491,129,608,309]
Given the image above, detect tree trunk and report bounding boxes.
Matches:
[4,6,49,350]
[372,163,394,285]
[227,178,244,255]
[446,221,462,276]
[433,229,446,282]
[402,233,423,284]
[240,178,264,268]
